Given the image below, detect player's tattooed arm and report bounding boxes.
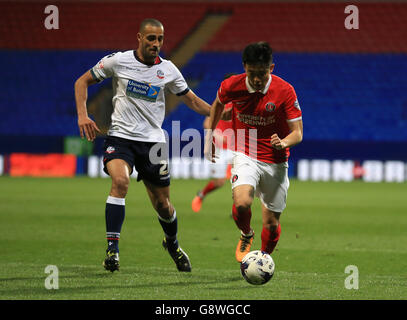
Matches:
[180,90,211,116]
[74,70,101,141]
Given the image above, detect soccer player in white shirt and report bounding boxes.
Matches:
[74,18,211,272]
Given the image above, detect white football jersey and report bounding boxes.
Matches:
[91,50,189,143]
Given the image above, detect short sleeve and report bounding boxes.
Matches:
[284,85,302,122]
[90,52,119,82]
[166,62,189,96]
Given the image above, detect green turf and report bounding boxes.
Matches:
[0,176,406,300]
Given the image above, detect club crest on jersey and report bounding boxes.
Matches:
[265,102,276,112]
[232,174,238,183]
[126,79,161,102]
[106,146,115,154]
[97,60,104,69]
[156,70,165,79]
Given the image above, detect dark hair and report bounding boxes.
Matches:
[242,42,273,66]
[139,18,164,32]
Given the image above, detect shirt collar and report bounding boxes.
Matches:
[133,50,162,66]
[245,74,272,94]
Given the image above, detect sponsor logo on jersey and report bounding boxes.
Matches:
[237,112,275,126]
[232,174,238,183]
[156,70,165,79]
[126,80,161,102]
[265,102,276,112]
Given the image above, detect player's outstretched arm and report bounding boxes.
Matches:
[203,107,231,130]
[271,119,303,150]
[74,70,101,141]
[207,94,225,131]
[180,90,211,116]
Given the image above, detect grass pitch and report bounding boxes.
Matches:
[0,176,406,300]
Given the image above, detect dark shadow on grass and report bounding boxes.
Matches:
[0,276,45,282]
[0,271,112,283]
[0,264,245,299]
[0,273,244,298]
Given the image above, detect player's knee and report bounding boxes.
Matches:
[234,199,252,213]
[154,198,171,217]
[214,178,226,187]
[263,213,281,231]
[263,221,279,232]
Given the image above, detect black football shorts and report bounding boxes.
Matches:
[102,135,170,187]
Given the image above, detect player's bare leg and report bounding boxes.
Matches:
[261,204,281,254]
[107,159,131,198]
[143,180,191,272]
[232,184,255,262]
[103,159,131,272]
[143,180,173,219]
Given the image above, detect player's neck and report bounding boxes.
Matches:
[133,50,158,66]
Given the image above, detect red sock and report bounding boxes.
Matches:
[202,181,217,197]
[261,224,281,254]
[232,204,252,234]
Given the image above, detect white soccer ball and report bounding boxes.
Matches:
[240,250,275,285]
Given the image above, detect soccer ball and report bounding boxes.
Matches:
[240,250,275,285]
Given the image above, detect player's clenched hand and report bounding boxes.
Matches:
[220,108,232,121]
[78,116,101,141]
[270,133,287,150]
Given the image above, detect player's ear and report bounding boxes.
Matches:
[137,32,142,42]
[242,63,248,73]
[269,63,275,73]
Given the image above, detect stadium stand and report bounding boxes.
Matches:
[0,2,206,52]
[203,3,407,53]
[175,52,407,142]
[0,1,406,158]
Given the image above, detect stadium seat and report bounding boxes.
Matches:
[0,2,406,145]
[167,52,407,142]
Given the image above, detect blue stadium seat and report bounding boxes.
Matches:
[166,52,407,142]
[0,51,406,142]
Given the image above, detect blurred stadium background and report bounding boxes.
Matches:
[1,0,407,182]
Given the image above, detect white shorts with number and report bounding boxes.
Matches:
[230,152,289,212]
[208,148,234,179]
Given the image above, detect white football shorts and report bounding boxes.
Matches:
[230,152,289,212]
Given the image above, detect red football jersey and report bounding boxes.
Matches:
[217,73,302,163]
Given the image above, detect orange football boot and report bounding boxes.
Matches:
[191,192,203,213]
[235,231,254,262]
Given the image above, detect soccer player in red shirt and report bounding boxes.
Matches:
[205,42,303,262]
